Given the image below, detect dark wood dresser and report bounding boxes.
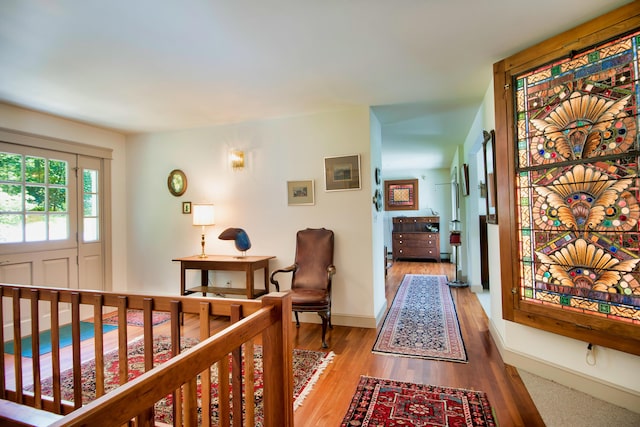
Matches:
[392,216,440,262]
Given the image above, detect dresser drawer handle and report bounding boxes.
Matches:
[399,240,403,244]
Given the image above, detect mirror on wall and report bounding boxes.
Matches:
[482,130,497,224]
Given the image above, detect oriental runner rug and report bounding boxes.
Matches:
[373,274,467,362]
[341,376,497,427]
[37,335,333,424]
[102,309,172,327]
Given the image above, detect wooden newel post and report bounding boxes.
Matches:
[261,292,293,427]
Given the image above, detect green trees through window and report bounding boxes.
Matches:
[0,151,69,243]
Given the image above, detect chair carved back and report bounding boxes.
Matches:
[292,228,334,291]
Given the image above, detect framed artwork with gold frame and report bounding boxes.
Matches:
[167,169,187,196]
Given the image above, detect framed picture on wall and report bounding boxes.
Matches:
[167,169,187,196]
[324,154,361,191]
[287,180,315,205]
[462,163,470,196]
[384,179,419,210]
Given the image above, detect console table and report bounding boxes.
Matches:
[173,255,276,299]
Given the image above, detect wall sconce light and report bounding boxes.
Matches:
[229,150,245,170]
[192,203,215,258]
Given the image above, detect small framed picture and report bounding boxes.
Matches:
[287,180,315,205]
[324,154,361,191]
[182,201,192,214]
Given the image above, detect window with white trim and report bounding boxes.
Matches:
[0,151,70,243]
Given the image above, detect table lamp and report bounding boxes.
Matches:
[192,203,215,258]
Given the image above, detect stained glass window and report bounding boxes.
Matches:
[514,30,640,325]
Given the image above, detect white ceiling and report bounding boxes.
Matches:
[0,1,631,170]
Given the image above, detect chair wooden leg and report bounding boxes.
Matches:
[294,311,300,328]
[318,312,329,348]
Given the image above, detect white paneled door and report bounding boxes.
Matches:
[0,142,106,335]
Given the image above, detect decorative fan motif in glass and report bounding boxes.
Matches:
[514,30,640,323]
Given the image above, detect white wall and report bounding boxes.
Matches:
[0,103,128,292]
[125,107,380,327]
[0,103,382,328]
[458,106,487,290]
[477,82,640,408]
[369,111,387,323]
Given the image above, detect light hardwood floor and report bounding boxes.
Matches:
[292,260,545,426]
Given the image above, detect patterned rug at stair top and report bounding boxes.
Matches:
[37,336,334,425]
[102,309,172,326]
[373,274,467,362]
[341,376,497,427]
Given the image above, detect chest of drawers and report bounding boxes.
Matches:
[392,216,440,262]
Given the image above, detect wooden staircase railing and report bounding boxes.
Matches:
[0,283,293,427]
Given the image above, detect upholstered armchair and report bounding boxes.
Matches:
[270,228,336,348]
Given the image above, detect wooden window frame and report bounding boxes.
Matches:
[493,2,640,356]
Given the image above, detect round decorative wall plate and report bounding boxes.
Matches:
[372,189,382,211]
[168,169,187,196]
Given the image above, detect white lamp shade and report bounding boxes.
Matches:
[192,204,215,226]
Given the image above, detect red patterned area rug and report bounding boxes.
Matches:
[38,336,334,424]
[102,309,171,326]
[341,376,497,427]
[373,274,467,362]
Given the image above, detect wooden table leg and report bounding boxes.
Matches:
[180,264,187,295]
[201,269,208,296]
[263,265,269,294]
[246,267,253,299]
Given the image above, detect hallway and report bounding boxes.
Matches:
[293,260,545,426]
